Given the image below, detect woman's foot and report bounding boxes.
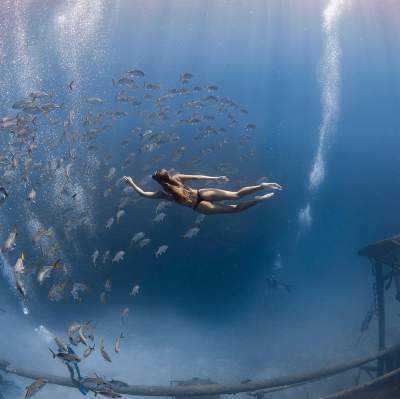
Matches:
[255,192,275,201]
[261,182,282,191]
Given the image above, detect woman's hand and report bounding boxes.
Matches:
[217,176,229,182]
[123,176,134,186]
[266,182,283,190]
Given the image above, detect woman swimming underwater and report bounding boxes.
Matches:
[123,170,282,215]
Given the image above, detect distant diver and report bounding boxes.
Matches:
[264,275,291,293]
[123,169,282,215]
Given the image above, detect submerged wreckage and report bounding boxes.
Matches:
[1,234,400,398]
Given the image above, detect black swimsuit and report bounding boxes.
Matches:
[193,190,204,210]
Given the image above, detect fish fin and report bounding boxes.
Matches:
[77,385,89,396]
[48,348,56,358]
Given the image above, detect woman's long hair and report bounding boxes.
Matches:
[152,169,193,205]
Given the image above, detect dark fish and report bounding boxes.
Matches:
[128,69,145,77]
[0,187,8,205]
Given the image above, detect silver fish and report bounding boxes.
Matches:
[104,279,112,292]
[108,380,129,390]
[138,238,151,248]
[102,250,110,264]
[0,187,8,205]
[49,348,81,363]
[14,253,25,275]
[105,167,116,181]
[105,217,114,229]
[112,251,125,263]
[48,281,66,302]
[25,378,47,399]
[2,225,17,253]
[83,343,95,358]
[14,253,26,297]
[71,283,88,302]
[155,201,172,214]
[129,284,140,296]
[37,266,53,284]
[194,214,206,224]
[13,99,34,109]
[86,97,103,104]
[153,212,166,223]
[182,226,200,239]
[128,69,145,77]
[116,209,125,223]
[92,250,99,266]
[121,307,129,321]
[131,232,145,244]
[155,245,168,258]
[114,333,124,353]
[27,189,36,202]
[29,90,50,99]
[100,340,112,362]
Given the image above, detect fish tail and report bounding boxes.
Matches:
[48,348,56,358]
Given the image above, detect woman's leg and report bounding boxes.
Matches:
[198,182,281,202]
[196,195,274,215]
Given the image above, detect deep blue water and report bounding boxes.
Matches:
[0,1,400,398]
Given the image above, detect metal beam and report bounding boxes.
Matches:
[375,261,386,375]
[321,367,400,399]
[1,345,400,397]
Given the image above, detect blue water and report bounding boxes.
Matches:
[1,1,400,398]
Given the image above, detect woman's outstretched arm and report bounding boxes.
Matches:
[173,174,229,183]
[123,176,171,200]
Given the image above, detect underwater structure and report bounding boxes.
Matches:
[1,235,400,398]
